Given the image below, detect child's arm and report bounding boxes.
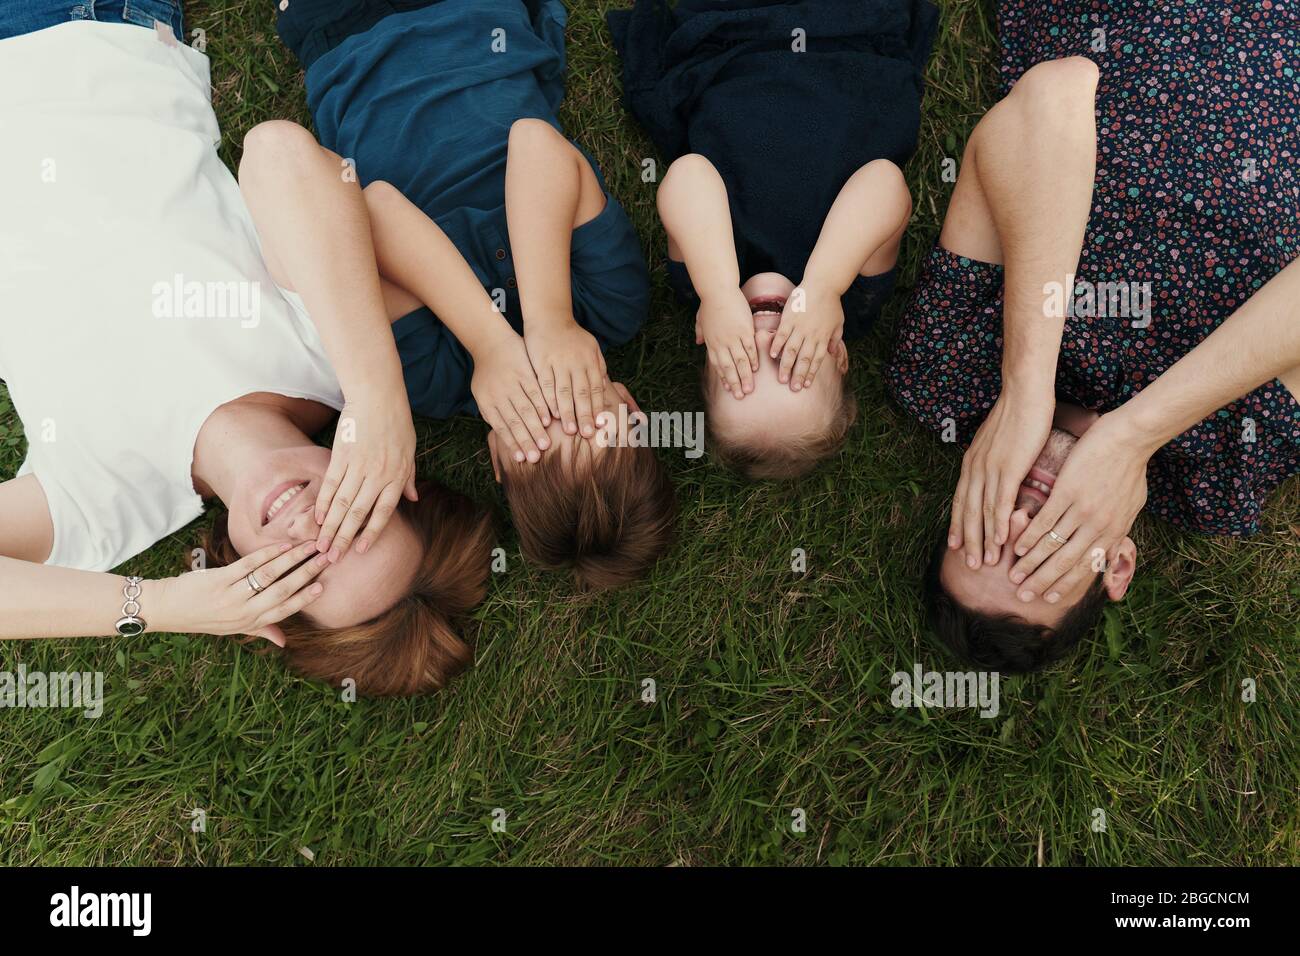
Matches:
[771,159,913,391]
[505,119,611,437]
[361,181,553,464]
[656,153,757,398]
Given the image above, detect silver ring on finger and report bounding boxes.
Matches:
[1047,530,1070,546]
[247,572,265,594]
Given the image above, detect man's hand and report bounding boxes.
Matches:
[769,281,844,391]
[697,286,758,398]
[524,317,609,437]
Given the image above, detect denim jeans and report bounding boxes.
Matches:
[0,0,185,42]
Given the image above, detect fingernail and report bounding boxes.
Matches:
[539,438,550,449]
[947,535,957,548]
[327,548,341,563]
[1011,571,1025,584]
[317,537,331,552]
[306,541,319,553]
[1046,592,1061,604]
[985,549,996,564]
[316,554,331,568]
[356,540,369,555]
[966,555,979,569]
[1018,590,1035,603]
[515,451,524,462]
[1015,546,1026,556]
[315,512,324,525]
[310,583,324,595]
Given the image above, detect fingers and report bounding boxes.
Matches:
[555,371,578,435]
[1041,552,1098,606]
[711,347,744,399]
[516,394,551,457]
[790,340,820,392]
[505,400,544,463]
[247,624,287,648]
[537,366,561,423]
[228,540,297,581]
[316,464,362,557]
[574,372,597,438]
[803,341,828,389]
[355,482,404,555]
[327,475,380,559]
[522,379,552,430]
[960,472,986,569]
[729,343,754,395]
[777,333,804,385]
[403,473,419,502]
[1014,521,1090,603]
[314,450,349,526]
[769,318,793,361]
[254,548,331,608]
[246,539,321,588]
[1014,492,1070,562]
[981,474,1000,565]
[948,488,966,551]
[992,472,1019,549]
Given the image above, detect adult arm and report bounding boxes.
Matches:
[238,121,416,560]
[1009,254,1300,601]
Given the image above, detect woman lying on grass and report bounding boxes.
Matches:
[0,5,493,696]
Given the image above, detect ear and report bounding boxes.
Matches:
[1103,537,1137,601]
[487,432,503,484]
[835,341,850,375]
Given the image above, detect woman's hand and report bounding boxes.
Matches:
[472,327,553,463]
[769,281,844,391]
[949,387,1055,568]
[524,316,609,437]
[314,388,418,560]
[1007,411,1150,603]
[156,541,331,645]
[696,287,759,399]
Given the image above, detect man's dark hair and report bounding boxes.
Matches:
[922,535,1107,673]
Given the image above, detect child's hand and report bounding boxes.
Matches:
[697,287,758,398]
[524,317,609,438]
[770,282,845,391]
[471,329,553,463]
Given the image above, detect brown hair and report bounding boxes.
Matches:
[702,365,859,480]
[922,534,1107,672]
[501,440,676,590]
[205,479,495,697]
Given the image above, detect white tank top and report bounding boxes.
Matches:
[0,21,344,571]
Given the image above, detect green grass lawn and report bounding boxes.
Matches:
[1,0,1297,866]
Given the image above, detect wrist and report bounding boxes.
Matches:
[799,264,850,299]
[1103,400,1168,458]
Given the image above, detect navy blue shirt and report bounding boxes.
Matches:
[304,0,651,419]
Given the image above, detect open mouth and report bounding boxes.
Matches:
[748,295,786,315]
[262,481,309,527]
[1016,466,1058,515]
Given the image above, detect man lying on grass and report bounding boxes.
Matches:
[888,6,1300,672]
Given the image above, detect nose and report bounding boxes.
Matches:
[283,504,317,542]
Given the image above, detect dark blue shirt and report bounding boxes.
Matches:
[305,0,651,418]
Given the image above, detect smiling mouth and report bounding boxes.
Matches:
[749,295,786,315]
[263,481,308,526]
[1016,466,1058,515]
